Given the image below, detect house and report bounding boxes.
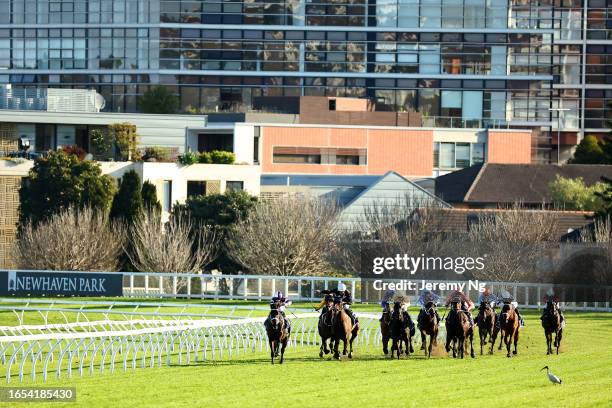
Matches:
[435,163,612,208]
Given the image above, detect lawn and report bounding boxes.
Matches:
[0,301,611,408]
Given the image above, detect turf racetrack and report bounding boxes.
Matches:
[0,302,610,408]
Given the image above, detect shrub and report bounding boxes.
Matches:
[142,146,171,162]
[210,150,236,164]
[60,145,87,161]
[110,170,144,225]
[178,151,199,165]
[198,151,212,163]
[109,122,140,161]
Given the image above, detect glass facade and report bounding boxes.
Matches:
[0,0,610,153]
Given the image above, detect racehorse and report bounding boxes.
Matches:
[380,306,392,355]
[417,301,439,358]
[264,306,289,364]
[493,302,520,358]
[445,301,475,359]
[541,300,563,355]
[390,301,412,359]
[318,295,334,358]
[331,296,358,360]
[477,300,497,355]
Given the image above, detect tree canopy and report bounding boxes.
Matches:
[139,86,179,114]
[549,175,607,212]
[571,135,612,164]
[110,170,144,225]
[19,150,116,227]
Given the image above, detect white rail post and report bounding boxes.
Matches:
[187,277,191,300]
[257,278,262,301]
[310,279,315,300]
[244,278,249,300]
[297,279,302,301]
[129,275,134,297]
[284,278,289,298]
[144,275,149,296]
[229,278,234,300]
[271,279,276,298]
[172,276,178,297]
[200,276,205,299]
[159,276,164,298]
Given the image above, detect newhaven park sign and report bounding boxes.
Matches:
[0,270,123,297]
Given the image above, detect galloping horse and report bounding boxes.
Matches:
[264,304,289,364]
[390,301,412,359]
[493,302,520,357]
[477,300,497,355]
[445,301,475,359]
[318,295,334,357]
[541,300,563,355]
[331,296,358,360]
[417,301,439,358]
[380,306,392,355]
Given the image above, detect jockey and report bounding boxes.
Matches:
[318,282,358,326]
[417,289,441,324]
[541,290,566,328]
[497,289,525,327]
[381,289,396,313]
[474,287,497,324]
[270,291,292,333]
[445,290,474,327]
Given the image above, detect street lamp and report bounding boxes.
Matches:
[549,107,571,164]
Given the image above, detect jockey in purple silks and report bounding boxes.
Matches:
[270,291,292,333]
[445,290,475,327]
[381,289,395,313]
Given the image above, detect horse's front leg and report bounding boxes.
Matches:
[382,333,389,355]
[513,330,519,355]
[556,329,562,354]
[270,340,275,364]
[505,334,512,358]
[333,338,340,360]
[342,337,348,356]
[469,333,475,358]
[428,334,434,358]
[279,339,287,364]
[498,329,504,351]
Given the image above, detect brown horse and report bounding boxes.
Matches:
[477,301,497,355]
[445,302,475,359]
[493,303,520,358]
[331,298,358,359]
[317,296,334,357]
[390,302,412,359]
[264,307,289,364]
[380,306,392,355]
[541,300,563,355]
[417,301,439,358]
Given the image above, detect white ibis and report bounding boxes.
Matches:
[541,366,563,385]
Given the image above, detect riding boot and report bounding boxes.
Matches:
[347,309,358,325]
[515,308,525,326]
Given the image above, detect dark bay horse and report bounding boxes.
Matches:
[477,301,496,355]
[264,307,289,364]
[331,297,358,359]
[390,302,412,359]
[493,302,520,358]
[380,306,392,355]
[541,300,563,355]
[445,302,475,359]
[318,295,334,357]
[417,301,439,358]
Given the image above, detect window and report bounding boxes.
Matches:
[161,180,172,212]
[273,153,321,164]
[187,181,206,198]
[456,143,471,168]
[439,142,455,168]
[226,181,244,192]
[328,99,336,111]
[472,143,485,164]
[336,155,359,165]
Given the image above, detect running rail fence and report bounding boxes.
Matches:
[2,269,610,312]
[0,299,383,383]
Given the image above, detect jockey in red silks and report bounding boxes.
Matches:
[445,290,474,327]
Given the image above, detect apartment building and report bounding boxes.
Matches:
[0,1,610,163]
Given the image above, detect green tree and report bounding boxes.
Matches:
[549,175,607,211]
[108,123,140,161]
[139,86,179,114]
[19,150,116,227]
[110,170,144,225]
[172,191,257,272]
[571,135,607,164]
[142,181,161,217]
[595,176,612,219]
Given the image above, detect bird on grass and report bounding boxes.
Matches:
[541,366,563,385]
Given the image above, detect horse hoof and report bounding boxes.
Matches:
[512,351,517,355]
[348,353,352,359]
[319,352,323,358]
[507,354,511,358]
[383,350,388,355]
[324,350,330,355]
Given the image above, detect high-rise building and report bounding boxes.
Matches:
[0,1,610,163]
